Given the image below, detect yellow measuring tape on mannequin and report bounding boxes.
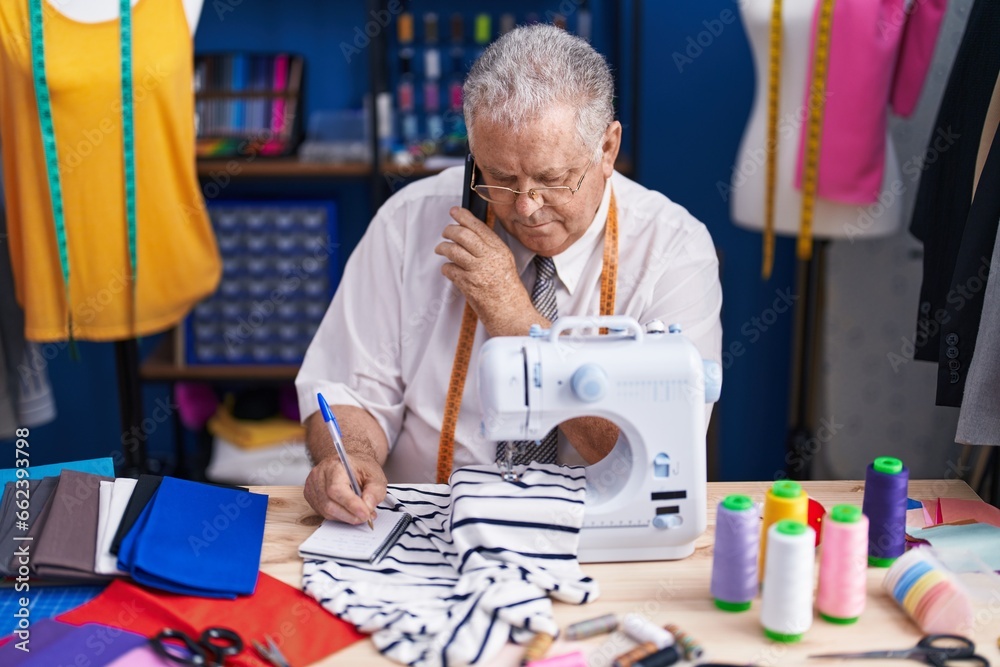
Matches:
[763,0,835,279]
[434,194,619,484]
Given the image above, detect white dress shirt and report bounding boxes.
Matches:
[296,167,722,483]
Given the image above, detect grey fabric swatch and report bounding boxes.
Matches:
[33,470,113,582]
[10,475,58,575]
[0,476,58,577]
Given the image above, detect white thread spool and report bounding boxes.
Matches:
[622,613,675,649]
[760,519,816,642]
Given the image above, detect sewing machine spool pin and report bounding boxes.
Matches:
[478,316,722,562]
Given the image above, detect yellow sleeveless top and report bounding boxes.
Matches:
[0,0,220,341]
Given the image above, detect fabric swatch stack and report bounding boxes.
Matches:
[0,573,367,667]
[0,458,268,599]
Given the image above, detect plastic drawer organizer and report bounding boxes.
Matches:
[184,201,338,365]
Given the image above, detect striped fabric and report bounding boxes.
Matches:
[302,464,599,667]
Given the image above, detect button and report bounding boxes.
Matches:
[948,359,960,371]
[946,346,959,359]
[946,333,959,346]
[652,514,683,530]
[949,371,961,384]
[653,453,671,478]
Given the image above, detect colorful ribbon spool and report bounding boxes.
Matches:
[883,549,974,634]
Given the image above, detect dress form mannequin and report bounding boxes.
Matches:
[731,0,904,238]
[30,0,203,477]
[47,0,203,34]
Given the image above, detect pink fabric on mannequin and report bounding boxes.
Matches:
[795,0,948,204]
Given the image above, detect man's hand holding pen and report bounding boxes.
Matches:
[304,451,385,526]
[303,398,388,527]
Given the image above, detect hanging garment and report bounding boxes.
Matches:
[794,0,947,204]
[0,163,55,436]
[302,464,600,667]
[956,214,1000,446]
[909,0,1000,406]
[0,0,220,341]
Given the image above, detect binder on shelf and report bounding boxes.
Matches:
[194,52,305,158]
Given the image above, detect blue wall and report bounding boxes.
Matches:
[636,1,795,480]
[6,1,794,481]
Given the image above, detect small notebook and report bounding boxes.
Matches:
[299,509,411,564]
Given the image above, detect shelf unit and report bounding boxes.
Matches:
[196,157,634,180]
[138,1,639,477]
[140,334,297,383]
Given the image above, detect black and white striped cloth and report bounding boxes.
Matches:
[301,464,599,667]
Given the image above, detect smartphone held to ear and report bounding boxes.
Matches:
[462,154,489,222]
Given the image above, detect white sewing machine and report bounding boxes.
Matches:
[477,316,722,563]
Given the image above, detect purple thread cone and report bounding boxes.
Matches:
[711,496,759,609]
[862,460,909,560]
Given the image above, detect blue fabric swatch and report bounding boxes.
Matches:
[0,457,115,486]
[117,476,267,598]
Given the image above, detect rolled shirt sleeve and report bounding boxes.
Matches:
[295,201,408,450]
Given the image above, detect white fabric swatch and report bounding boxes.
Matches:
[94,477,137,575]
[302,464,599,667]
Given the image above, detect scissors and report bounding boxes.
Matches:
[810,634,990,666]
[152,628,293,667]
[253,636,292,667]
[151,627,243,666]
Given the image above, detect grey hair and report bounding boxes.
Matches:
[463,24,614,162]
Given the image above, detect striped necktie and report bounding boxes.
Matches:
[496,256,559,465]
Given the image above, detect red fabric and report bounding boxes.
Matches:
[57,572,365,667]
[808,497,827,547]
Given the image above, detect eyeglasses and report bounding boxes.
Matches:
[470,158,594,207]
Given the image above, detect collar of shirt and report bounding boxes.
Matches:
[498,175,613,296]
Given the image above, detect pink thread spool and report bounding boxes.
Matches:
[527,651,587,667]
[817,504,869,624]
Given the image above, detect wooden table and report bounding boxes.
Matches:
[255,480,1000,666]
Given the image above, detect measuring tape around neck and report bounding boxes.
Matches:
[28,0,139,340]
[762,0,835,279]
[434,190,619,484]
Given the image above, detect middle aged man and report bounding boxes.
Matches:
[296,24,723,524]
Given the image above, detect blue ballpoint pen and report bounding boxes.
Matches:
[317,393,374,530]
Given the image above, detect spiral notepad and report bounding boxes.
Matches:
[299,510,411,564]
